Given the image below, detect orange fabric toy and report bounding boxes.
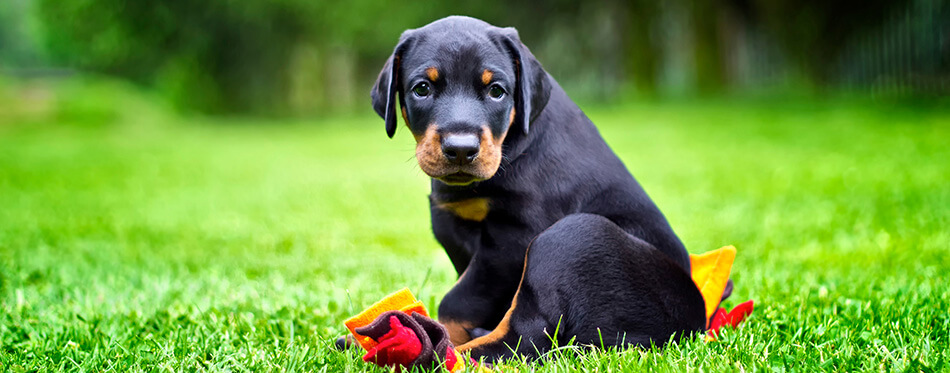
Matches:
[344,288,429,351]
[689,246,755,340]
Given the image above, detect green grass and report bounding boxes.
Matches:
[1,92,948,371]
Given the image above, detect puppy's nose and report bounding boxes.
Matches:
[441,134,480,165]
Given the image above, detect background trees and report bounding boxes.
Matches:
[2,0,946,115]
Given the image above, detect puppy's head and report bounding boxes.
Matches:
[372,16,550,186]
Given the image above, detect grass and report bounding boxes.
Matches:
[1,87,948,371]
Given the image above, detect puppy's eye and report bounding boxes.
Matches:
[412,82,431,97]
[488,84,506,100]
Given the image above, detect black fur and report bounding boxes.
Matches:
[372,16,705,361]
[462,214,706,359]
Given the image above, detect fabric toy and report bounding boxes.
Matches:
[690,246,755,339]
[344,288,475,372]
[343,246,754,371]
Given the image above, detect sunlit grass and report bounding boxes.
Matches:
[1,93,948,371]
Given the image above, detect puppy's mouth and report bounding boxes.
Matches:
[438,171,481,186]
[414,125,504,186]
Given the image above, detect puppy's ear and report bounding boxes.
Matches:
[494,28,551,134]
[371,34,414,138]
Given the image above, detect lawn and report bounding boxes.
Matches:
[1,90,948,371]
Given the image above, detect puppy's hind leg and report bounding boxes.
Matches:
[460,213,707,361]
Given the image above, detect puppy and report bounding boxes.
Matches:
[371,16,706,360]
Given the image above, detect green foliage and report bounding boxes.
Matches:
[1,84,948,370]
[748,0,908,83]
[30,0,510,115]
[0,0,46,67]
[36,0,309,113]
[18,0,947,114]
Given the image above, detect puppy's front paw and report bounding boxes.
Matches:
[334,334,359,351]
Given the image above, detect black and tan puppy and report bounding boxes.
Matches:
[371,16,706,360]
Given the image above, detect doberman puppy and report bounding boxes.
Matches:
[369,16,706,360]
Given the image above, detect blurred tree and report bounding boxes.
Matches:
[623,0,662,96]
[746,0,911,87]
[688,0,726,94]
[0,0,46,68]
[37,0,313,113]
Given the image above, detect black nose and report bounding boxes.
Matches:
[441,134,480,165]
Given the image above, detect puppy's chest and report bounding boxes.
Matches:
[429,194,552,254]
[429,194,506,249]
[433,197,491,222]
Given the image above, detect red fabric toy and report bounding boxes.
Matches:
[345,292,473,372]
[708,300,755,338]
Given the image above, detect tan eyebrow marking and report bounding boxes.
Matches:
[426,67,439,81]
[481,69,493,85]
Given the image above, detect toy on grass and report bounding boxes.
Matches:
[690,246,755,339]
[344,288,475,372]
[342,246,754,371]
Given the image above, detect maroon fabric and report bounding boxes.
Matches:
[361,315,422,367]
[354,310,457,370]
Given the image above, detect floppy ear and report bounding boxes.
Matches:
[371,35,414,138]
[494,28,551,134]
